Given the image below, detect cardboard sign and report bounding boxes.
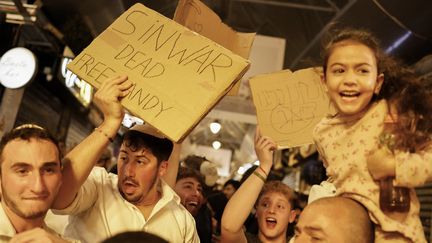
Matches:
[67,3,250,142]
[249,68,331,148]
[174,0,255,95]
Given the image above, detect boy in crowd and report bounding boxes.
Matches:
[222,128,297,243]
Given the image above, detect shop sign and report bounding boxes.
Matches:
[60,57,93,106]
[0,47,37,89]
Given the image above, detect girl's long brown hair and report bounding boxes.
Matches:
[322,27,432,152]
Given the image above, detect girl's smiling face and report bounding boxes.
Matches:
[323,41,384,116]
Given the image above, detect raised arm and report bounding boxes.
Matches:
[52,76,133,209]
[162,142,182,188]
[221,126,276,243]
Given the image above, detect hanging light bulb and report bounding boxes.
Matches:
[212,140,222,150]
[209,121,221,134]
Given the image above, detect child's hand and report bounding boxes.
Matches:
[367,146,396,180]
[254,126,277,172]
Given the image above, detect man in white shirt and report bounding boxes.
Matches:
[51,76,199,243]
[0,124,73,243]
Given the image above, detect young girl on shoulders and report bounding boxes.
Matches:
[313,28,432,242]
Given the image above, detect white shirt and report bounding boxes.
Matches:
[53,167,199,243]
[0,203,75,243]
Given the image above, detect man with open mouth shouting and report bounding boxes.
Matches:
[221,127,297,243]
[50,76,199,243]
[175,167,205,218]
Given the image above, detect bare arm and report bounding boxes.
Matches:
[162,142,182,188]
[221,126,275,243]
[52,76,133,209]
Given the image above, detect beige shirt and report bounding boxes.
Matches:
[313,100,429,243]
[53,167,199,243]
[0,203,75,243]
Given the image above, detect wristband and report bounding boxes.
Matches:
[95,128,114,143]
[253,171,266,183]
[257,166,268,176]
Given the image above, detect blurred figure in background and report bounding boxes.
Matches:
[222,179,240,200]
[95,148,112,171]
[174,167,213,243]
[207,192,228,242]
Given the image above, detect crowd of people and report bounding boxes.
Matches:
[0,27,431,243]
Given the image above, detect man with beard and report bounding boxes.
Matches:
[221,128,297,243]
[51,76,199,243]
[0,124,71,242]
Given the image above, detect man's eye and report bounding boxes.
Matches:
[136,159,148,164]
[44,168,55,174]
[311,236,323,242]
[333,68,344,73]
[16,169,29,175]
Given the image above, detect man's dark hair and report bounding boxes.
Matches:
[0,124,60,173]
[101,231,169,243]
[176,166,205,187]
[122,130,173,164]
[223,179,241,190]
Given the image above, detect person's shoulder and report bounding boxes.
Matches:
[89,167,118,183]
[0,204,15,239]
[361,100,387,124]
[313,115,335,138]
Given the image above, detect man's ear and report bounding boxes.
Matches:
[158,161,168,177]
[375,73,384,95]
[288,209,297,223]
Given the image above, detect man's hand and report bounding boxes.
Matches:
[93,75,133,128]
[9,228,71,243]
[367,146,396,180]
[53,75,133,210]
[254,126,277,173]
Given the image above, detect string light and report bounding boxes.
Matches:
[212,140,221,150]
[210,121,221,134]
